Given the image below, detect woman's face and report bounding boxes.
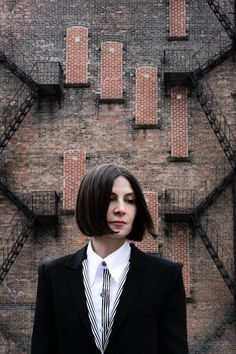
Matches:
[106,176,137,239]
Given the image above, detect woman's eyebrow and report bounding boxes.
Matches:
[111,192,135,197]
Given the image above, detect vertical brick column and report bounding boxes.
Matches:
[135,66,158,125]
[135,192,159,253]
[63,150,86,210]
[101,41,123,99]
[66,26,88,84]
[169,0,186,38]
[171,86,188,158]
[172,223,190,297]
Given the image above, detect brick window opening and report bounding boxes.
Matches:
[135,66,158,126]
[172,223,190,297]
[63,150,86,210]
[171,86,188,158]
[169,0,187,38]
[66,26,88,85]
[135,192,159,253]
[100,41,123,100]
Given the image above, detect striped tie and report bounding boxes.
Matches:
[101,268,111,350]
[82,259,130,353]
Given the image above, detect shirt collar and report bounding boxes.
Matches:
[87,240,131,284]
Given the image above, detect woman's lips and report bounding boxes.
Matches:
[111,220,126,225]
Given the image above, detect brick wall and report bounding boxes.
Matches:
[169,0,186,38]
[63,150,86,210]
[135,66,158,125]
[100,41,123,99]
[1,1,235,353]
[66,26,88,84]
[171,86,188,158]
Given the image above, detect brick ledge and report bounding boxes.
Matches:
[168,156,191,162]
[134,123,161,130]
[97,96,126,104]
[64,82,91,88]
[167,35,189,41]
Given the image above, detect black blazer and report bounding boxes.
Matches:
[31,244,189,354]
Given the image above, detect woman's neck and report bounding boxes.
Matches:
[91,236,126,258]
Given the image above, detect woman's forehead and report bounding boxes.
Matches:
[111,176,134,194]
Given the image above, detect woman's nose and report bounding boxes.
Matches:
[113,200,125,214]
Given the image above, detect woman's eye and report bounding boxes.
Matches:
[109,195,136,204]
[126,199,135,204]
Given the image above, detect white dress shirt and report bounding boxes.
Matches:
[86,240,131,336]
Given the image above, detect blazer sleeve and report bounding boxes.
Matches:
[31,264,58,354]
[158,263,189,354]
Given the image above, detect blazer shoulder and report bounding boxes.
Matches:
[41,254,71,270]
[131,245,185,303]
[40,244,87,273]
[131,244,182,278]
[145,254,184,297]
[147,253,183,271]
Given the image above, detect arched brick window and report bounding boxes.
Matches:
[169,0,186,38]
[135,66,158,125]
[66,26,88,84]
[63,150,86,210]
[171,86,188,158]
[172,223,190,297]
[100,41,123,99]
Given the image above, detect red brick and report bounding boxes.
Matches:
[169,0,186,37]
[63,150,86,210]
[66,26,88,84]
[172,223,190,297]
[101,42,123,99]
[135,66,158,125]
[171,86,188,158]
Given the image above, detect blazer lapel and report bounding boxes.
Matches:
[64,243,148,349]
[107,244,148,347]
[65,245,93,337]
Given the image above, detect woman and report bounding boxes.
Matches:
[31,163,189,354]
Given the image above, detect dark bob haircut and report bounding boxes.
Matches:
[76,163,157,241]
